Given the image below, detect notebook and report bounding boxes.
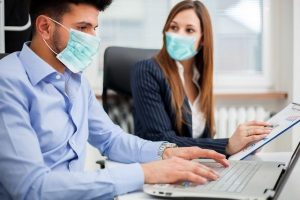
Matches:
[230,102,300,160]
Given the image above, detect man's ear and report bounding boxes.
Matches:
[35,15,54,40]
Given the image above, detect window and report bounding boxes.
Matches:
[87,0,272,93]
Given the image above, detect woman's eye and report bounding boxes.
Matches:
[186,28,195,33]
[170,25,178,31]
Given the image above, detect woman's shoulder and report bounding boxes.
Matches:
[132,57,169,89]
[133,58,164,76]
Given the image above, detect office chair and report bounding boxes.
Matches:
[1,0,31,53]
[102,46,158,133]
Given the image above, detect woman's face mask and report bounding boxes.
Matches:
[165,32,198,61]
[43,17,100,73]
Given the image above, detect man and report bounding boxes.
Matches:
[0,1,229,199]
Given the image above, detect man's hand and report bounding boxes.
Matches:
[226,121,272,155]
[142,157,221,184]
[141,147,229,185]
[163,146,229,167]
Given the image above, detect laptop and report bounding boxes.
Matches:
[144,140,300,200]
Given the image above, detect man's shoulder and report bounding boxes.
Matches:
[0,52,27,78]
[0,52,30,87]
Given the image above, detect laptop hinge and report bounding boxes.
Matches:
[264,189,276,199]
[264,165,286,199]
[273,166,286,190]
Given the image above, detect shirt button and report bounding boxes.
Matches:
[56,74,61,80]
[69,161,74,170]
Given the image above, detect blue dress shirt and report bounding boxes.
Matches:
[0,43,163,200]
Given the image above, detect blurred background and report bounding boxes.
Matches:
[1,0,299,170]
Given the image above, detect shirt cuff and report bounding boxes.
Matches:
[106,162,144,196]
[139,141,164,163]
[213,138,229,155]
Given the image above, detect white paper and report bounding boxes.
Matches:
[229,103,300,160]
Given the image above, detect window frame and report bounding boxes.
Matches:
[214,0,273,92]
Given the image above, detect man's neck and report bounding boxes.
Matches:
[30,38,65,74]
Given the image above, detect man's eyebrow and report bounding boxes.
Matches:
[75,21,98,28]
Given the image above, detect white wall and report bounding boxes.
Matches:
[292,0,300,149]
[270,0,300,151]
[263,0,293,151]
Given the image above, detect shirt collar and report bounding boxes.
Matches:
[176,61,200,87]
[19,42,58,86]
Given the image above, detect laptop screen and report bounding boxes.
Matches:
[274,141,300,199]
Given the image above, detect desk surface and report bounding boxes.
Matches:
[115,152,293,200]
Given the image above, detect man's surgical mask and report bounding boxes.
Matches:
[43,17,100,73]
[165,32,198,61]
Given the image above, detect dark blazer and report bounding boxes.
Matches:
[131,58,229,154]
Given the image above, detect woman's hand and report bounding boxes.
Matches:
[226,121,273,155]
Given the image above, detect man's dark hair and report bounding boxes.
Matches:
[30,0,112,32]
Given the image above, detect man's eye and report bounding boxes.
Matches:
[78,26,88,31]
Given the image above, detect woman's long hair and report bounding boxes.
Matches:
[155,0,215,137]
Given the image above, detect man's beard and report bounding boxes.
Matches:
[50,29,66,55]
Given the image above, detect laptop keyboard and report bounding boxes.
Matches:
[155,161,262,193]
[200,161,261,193]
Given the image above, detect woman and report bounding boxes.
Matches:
[131,0,272,155]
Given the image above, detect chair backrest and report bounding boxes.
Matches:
[103,46,158,97]
[103,46,158,110]
[102,46,158,132]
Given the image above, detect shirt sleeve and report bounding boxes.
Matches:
[0,76,159,199]
[86,82,163,164]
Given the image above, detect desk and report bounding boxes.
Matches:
[115,152,293,200]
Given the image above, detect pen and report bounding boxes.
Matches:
[264,125,274,128]
[265,124,279,128]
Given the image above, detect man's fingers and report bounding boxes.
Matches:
[213,158,230,167]
[177,159,220,181]
[192,148,226,159]
[184,160,216,174]
[172,147,227,163]
[188,148,229,167]
[182,164,218,182]
[195,163,220,177]
[177,171,207,184]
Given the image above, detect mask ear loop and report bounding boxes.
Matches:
[46,17,70,32]
[42,16,71,55]
[42,38,58,55]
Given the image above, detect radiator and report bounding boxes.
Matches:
[214,106,271,138]
[106,98,272,139]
